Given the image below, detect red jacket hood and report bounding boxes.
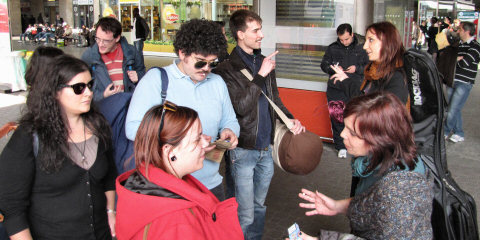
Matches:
[115,166,220,239]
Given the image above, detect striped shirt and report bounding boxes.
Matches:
[455,37,480,84]
[101,44,124,90]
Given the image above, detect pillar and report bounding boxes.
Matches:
[354,0,374,35]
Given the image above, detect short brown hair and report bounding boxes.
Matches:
[344,92,417,175]
[229,9,262,41]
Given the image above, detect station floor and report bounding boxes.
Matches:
[1,40,479,239]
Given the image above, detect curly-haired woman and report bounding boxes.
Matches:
[0,55,117,240]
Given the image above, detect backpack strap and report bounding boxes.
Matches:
[148,67,169,104]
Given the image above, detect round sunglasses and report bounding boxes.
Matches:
[60,80,94,95]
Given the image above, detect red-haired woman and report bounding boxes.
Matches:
[331,21,409,106]
[115,102,243,240]
[290,92,432,240]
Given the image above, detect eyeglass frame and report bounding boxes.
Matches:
[158,101,178,142]
[94,36,116,45]
[193,57,219,69]
[59,80,94,95]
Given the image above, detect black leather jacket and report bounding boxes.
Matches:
[214,49,293,149]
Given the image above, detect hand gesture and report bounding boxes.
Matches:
[127,70,139,83]
[103,83,122,98]
[258,51,279,77]
[345,65,356,73]
[219,128,238,150]
[290,119,305,135]
[330,64,349,84]
[298,188,340,216]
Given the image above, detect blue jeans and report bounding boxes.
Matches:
[230,147,274,240]
[134,40,144,55]
[445,81,473,137]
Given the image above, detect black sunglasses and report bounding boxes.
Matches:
[158,101,178,140]
[60,80,94,95]
[194,58,219,69]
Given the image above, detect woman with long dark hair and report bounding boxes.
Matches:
[290,92,433,240]
[331,21,409,105]
[0,55,116,239]
[116,102,243,239]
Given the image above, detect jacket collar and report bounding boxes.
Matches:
[335,35,358,49]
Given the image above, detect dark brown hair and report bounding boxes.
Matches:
[344,92,417,175]
[366,22,405,80]
[229,9,262,41]
[134,104,198,177]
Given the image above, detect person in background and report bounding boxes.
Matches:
[320,23,368,159]
[427,17,440,61]
[116,103,243,239]
[444,21,480,143]
[0,54,117,239]
[82,17,145,102]
[125,19,239,201]
[214,10,305,240]
[132,8,149,58]
[289,92,432,240]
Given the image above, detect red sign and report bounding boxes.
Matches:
[166,13,179,22]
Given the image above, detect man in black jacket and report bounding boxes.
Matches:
[214,10,304,240]
[320,23,368,158]
[132,8,150,58]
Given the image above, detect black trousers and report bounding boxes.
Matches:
[326,86,346,150]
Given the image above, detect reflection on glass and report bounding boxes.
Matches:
[276,43,329,82]
[276,0,336,28]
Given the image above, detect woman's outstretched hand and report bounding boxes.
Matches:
[330,64,349,84]
[298,188,340,216]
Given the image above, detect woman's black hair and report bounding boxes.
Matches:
[25,46,64,86]
[20,55,111,173]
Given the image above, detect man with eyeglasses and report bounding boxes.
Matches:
[213,10,305,240]
[125,19,240,201]
[82,17,145,102]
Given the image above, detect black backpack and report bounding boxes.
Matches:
[404,49,479,240]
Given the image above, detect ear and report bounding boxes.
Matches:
[115,34,121,43]
[178,49,186,61]
[161,144,174,161]
[237,30,245,41]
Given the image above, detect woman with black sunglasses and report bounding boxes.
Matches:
[115,102,243,239]
[0,55,117,240]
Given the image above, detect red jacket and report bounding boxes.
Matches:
[115,166,244,240]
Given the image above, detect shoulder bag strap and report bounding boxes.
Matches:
[239,68,294,130]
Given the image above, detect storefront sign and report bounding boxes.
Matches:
[119,0,139,3]
[163,4,179,23]
[77,0,93,5]
[458,11,479,22]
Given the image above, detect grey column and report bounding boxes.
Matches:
[354,0,374,36]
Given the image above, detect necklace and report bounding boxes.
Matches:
[69,122,86,163]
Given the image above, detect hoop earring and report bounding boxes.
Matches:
[170,156,177,161]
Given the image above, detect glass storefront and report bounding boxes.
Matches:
[98,0,253,45]
[73,0,94,28]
